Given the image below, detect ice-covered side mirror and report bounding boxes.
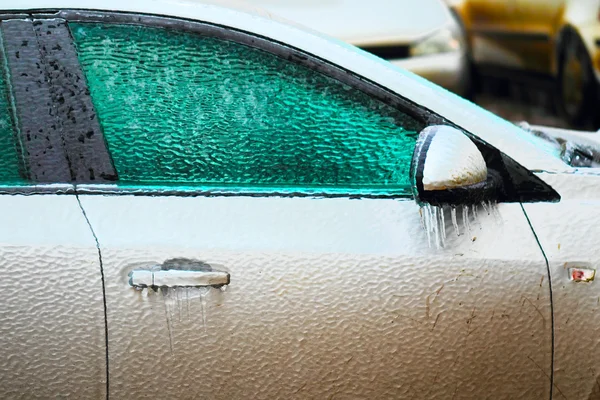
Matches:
[410,125,497,206]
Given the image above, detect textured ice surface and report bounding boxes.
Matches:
[0,38,24,184]
[71,23,424,193]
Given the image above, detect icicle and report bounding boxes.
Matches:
[176,287,183,322]
[439,207,446,248]
[432,206,440,249]
[463,205,471,236]
[419,207,425,230]
[185,288,191,322]
[199,288,209,334]
[165,288,175,324]
[472,204,482,230]
[424,205,432,247]
[162,288,175,354]
[481,200,490,215]
[490,200,503,224]
[451,206,460,236]
[440,207,446,241]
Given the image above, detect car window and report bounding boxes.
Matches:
[0,41,25,185]
[70,23,425,195]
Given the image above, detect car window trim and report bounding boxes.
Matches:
[32,18,118,183]
[0,183,75,195]
[0,16,117,186]
[0,9,444,198]
[1,18,72,183]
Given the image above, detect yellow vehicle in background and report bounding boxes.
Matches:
[449,0,600,127]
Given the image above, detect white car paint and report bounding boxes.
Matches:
[8,0,570,173]
[0,195,107,398]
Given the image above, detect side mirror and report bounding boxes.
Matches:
[410,125,497,206]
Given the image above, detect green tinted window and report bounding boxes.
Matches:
[71,23,423,194]
[0,38,24,185]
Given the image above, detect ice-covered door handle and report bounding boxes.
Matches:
[129,269,230,288]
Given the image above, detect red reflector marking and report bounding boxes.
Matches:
[568,268,595,282]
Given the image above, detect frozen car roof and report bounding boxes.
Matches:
[3,0,570,173]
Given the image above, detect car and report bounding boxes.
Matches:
[246,0,471,96]
[449,0,600,127]
[0,1,598,399]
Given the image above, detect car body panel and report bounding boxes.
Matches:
[0,194,107,398]
[79,194,552,399]
[525,171,600,399]
[5,0,571,174]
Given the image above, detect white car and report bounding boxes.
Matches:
[0,1,597,399]
[247,0,471,96]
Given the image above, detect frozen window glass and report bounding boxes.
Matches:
[71,23,424,195]
[0,38,24,185]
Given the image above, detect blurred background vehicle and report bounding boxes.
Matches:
[449,0,600,128]
[247,0,471,96]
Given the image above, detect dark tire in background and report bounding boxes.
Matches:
[557,31,598,129]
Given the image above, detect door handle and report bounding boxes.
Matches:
[129,269,230,288]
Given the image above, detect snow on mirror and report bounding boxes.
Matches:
[411,125,499,248]
[410,125,499,207]
[417,126,487,191]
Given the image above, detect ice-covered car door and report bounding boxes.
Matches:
[68,13,554,399]
[0,18,109,398]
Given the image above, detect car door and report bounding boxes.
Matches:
[0,17,108,398]
[523,172,600,399]
[62,11,554,399]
